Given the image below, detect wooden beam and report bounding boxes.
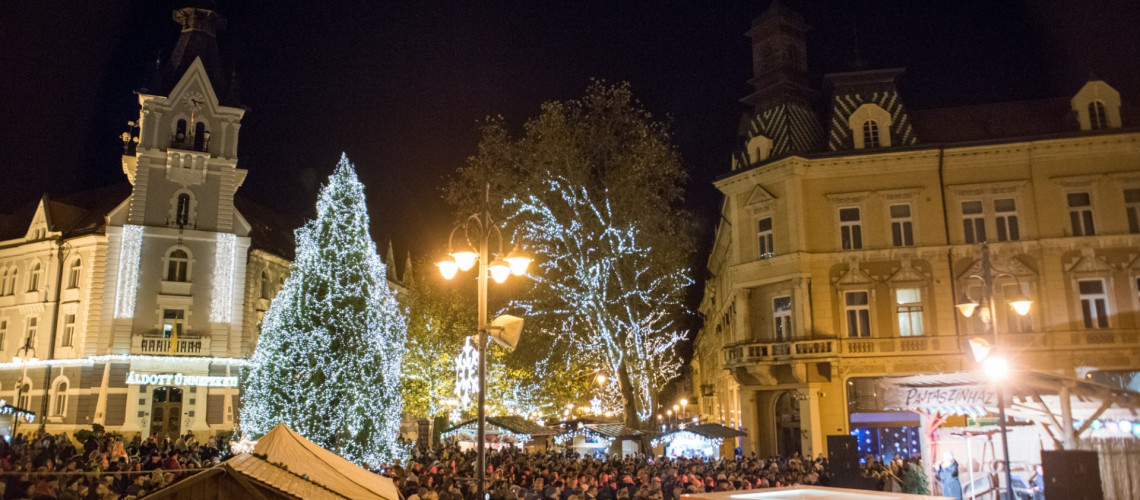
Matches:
[1073,399,1113,437]
[1031,391,1064,430]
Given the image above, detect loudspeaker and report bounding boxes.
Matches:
[1042,449,1102,500]
[827,435,860,472]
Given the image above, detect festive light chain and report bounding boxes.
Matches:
[650,430,723,449]
[504,177,690,421]
[230,433,257,454]
[552,426,614,446]
[440,424,531,444]
[113,225,144,319]
[0,400,35,423]
[209,233,237,323]
[240,155,408,467]
[0,354,249,371]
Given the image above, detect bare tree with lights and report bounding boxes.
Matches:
[446,81,693,427]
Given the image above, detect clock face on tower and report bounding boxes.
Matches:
[183,91,206,110]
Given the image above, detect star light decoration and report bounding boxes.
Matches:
[454,336,479,408]
[230,433,257,454]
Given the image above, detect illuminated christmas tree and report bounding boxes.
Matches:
[241,154,406,465]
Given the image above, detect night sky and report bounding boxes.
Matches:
[3,0,1139,321]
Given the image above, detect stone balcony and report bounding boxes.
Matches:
[131,333,210,356]
[723,330,1140,369]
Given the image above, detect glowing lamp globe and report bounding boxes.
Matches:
[451,249,478,271]
[1009,295,1032,316]
[983,356,1009,381]
[437,258,459,280]
[596,373,607,385]
[505,250,532,275]
[488,257,511,283]
[956,297,980,318]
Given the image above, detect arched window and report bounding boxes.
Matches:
[175,119,187,141]
[176,194,191,228]
[0,269,7,296]
[862,120,881,148]
[17,381,31,411]
[9,268,18,295]
[193,122,207,151]
[68,259,81,289]
[166,249,190,282]
[260,271,271,300]
[1089,100,1108,130]
[51,380,68,417]
[28,263,42,292]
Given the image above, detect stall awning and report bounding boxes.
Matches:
[443,416,555,441]
[880,370,1140,447]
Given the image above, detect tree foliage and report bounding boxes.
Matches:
[446,81,693,426]
[241,154,407,465]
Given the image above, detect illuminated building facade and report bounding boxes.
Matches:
[693,1,1140,459]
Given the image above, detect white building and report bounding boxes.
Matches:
[0,5,404,440]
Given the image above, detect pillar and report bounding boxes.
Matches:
[739,389,759,456]
[736,289,752,343]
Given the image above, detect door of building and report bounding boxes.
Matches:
[775,391,802,457]
[149,386,183,441]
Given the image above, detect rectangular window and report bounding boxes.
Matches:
[162,309,185,337]
[0,319,6,350]
[1125,189,1140,234]
[994,198,1020,242]
[1002,283,1033,333]
[1078,279,1109,329]
[962,200,986,243]
[889,204,914,247]
[61,314,75,347]
[773,296,793,342]
[26,317,37,341]
[895,288,924,337]
[845,291,871,338]
[757,217,773,259]
[839,208,863,250]
[1068,192,1096,236]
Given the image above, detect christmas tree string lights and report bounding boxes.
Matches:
[240,154,407,465]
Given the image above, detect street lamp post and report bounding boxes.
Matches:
[438,184,530,500]
[12,335,38,439]
[955,242,1031,500]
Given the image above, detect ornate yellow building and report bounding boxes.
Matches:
[693,1,1140,460]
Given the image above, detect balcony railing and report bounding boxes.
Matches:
[170,133,210,153]
[723,330,1139,368]
[131,334,210,356]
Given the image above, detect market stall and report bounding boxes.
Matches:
[552,420,642,456]
[653,423,744,458]
[441,415,555,451]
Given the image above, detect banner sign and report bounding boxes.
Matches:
[882,383,996,411]
[126,371,238,387]
[0,400,35,423]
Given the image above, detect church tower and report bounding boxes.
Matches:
[101,3,252,436]
[735,0,823,168]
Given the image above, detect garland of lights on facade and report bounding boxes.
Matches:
[209,232,237,323]
[114,225,144,318]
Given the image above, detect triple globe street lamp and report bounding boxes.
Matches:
[954,242,1031,500]
[436,184,530,500]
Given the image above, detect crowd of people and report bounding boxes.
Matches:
[0,429,940,500]
[0,429,231,499]
[385,445,842,500]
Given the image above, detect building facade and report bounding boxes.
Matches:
[0,6,299,440]
[693,2,1140,460]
